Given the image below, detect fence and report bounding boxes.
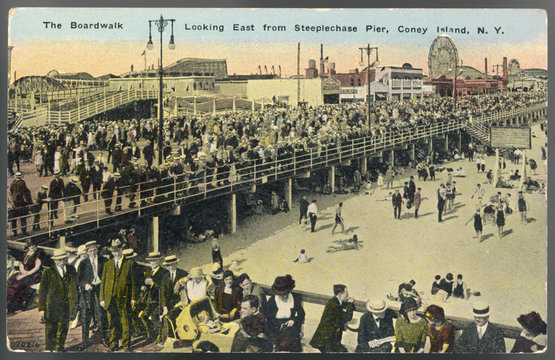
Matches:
[7,101,546,243]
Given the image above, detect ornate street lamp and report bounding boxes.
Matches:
[147,15,175,165]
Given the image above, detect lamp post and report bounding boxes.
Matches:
[359,44,379,128]
[147,15,175,165]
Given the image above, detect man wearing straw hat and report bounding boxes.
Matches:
[38,248,79,352]
[356,298,397,353]
[139,251,171,345]
[99,239,136,352]
[454,301,505,353]
[48,170,64,222]
[159,255,188,344]
[78,241,107,347]
[64,176,83,221]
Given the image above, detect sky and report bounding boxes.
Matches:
[8,8,547,79]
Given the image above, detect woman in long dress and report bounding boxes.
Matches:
[7,240,43,313]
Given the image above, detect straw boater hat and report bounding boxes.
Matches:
[472,301,490,317]
[122,248,137,259]
[109,238,123,250]
[271,274,295,295]
[15,172,22,179]
[188,267,205,279]
[85,241,100,249]
[41,184,49,190]
[65,246,77,254]
[163,255,178,266]
[70,176,79,183]
[113,172,121,178]
[366,298,387,313]
[51,248,68,260]
[145,251,162,261]
[77,245,87,256]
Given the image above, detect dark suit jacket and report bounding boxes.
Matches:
[77,256,107,290]
[49,178,65,199]
[392,193,403,207]
[100,257,135,308]
[168,268,188,308]
[143,267,171,310]
[38,265,78,322]
[309,296,354,351]
[454,321,506,353]
[356,309,396,352]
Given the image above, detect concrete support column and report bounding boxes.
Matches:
[361,157,368,175]
[227,193,237,234]
[148,216,159,253]
[252,98,255,112]
[458,130,462,153]
[493,148,500,187]
[410,143,415,161]
[284,178,292,212]
[429,136,433,154]
[233,96,236,112]
[444,134,449,153]
[329,166,335,193]
[213,97,216,115]
[59,235,66,250]
[390,150,395,168]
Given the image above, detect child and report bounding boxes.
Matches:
[293,249,308,263]
[348,234,359,250]
[195,310,239,335]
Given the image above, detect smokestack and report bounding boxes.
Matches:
[258,65,262,75]
[279,65,282,77]
[131,64,134,72]
[485,58,488,77]
[320,44,325,75]
[502,57,508,80]
[271,65,275,75]
[264,65,268,74]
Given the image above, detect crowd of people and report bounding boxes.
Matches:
[7,90,547,236]
[7,238,547,353]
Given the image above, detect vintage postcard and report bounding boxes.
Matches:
[5,7,547,354]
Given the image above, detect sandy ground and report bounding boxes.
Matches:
[176,123,547,330]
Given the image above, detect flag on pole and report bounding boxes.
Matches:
[141,50,146,56]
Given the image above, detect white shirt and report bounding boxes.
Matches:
[114,257,122,271]
[90,256,100,284]
[187,279,207,301]
[275,293,294,319]
[477,322,489,339]
[57,265,66,278]
[307,203,318,216]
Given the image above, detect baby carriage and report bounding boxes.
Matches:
[175,296,240,352]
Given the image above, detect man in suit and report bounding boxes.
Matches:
[139,252,171,345]
[238,273,267,316]
[38,248,79,352]
[122,249,144,338]
[309,284,355,353]
[454,301,505,353]
[101,172,115,215]
[159,255,188,343]
[299,196,309,224]
[356,298,397,352]
[99,239,136,352]
[48,170,64,223]
[77,241,107,347]
[437,184,447,223]
[91,161,104,200]
[9,172,33,236]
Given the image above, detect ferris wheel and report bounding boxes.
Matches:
[428,34,459,78]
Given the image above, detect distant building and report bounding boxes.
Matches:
[108,75,216,97]
[335,64,424,102]
[164,58,228,79]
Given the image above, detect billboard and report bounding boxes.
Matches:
[490,126,531,149]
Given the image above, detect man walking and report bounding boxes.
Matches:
[9,172,32,236]
[331,202,345,235]
[309,284,355,353]
[299,196,309,224]
[38,248,79,352]
[392,189,403,219]
[77,241,107,347]
[413,188,422,219]
[100,239,136,352]
[437,184,446,223]
[307,200,318,233]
